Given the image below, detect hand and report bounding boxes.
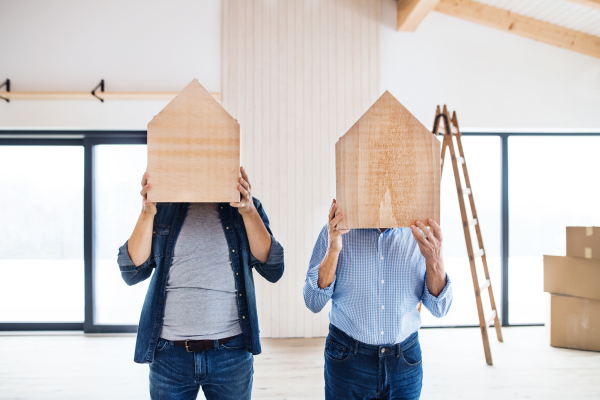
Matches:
[327,199,350,253]
[410,219,443,267]
[140,172,157,216]
[230,166,256,216]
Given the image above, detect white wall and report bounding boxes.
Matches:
[379,1,600,131]
[0,0,222,129]
[223,0,385,338]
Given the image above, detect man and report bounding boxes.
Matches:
[117,167,284,400]
[303,199,452,399]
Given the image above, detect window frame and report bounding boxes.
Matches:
[0,131,145,333]
[0,130,598,332]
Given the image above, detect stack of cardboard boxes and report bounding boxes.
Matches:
[544,227,600,352]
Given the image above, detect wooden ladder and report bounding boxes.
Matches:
[433,105,503,365]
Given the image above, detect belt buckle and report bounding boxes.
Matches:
[185,339,192,353]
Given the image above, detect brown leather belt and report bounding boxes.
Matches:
[171,336,236,353]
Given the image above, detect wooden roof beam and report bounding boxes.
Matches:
[397,0,441,31]
[434,0,600,59]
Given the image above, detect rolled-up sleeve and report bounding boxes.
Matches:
[421,272,453,318]
[250,199,285,283]
[117,240,154,286]
[303,226,335,313]
[251,235,284,266]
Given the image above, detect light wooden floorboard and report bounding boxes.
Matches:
[0,327,599,399]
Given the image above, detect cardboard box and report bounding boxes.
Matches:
[543,256,600,301]
[567,227,600,260]
[548,294,600,352]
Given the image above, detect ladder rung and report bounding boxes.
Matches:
[485,309,497,328]
[473,249,484,258]
[479,279,490,293]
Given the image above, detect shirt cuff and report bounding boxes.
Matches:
[423,272,452,301]
[117,241,151,272]
[257,235,284,266]
[307,268,336,295]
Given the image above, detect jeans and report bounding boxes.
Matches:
[149,334,253,400]
[325,324,423,400]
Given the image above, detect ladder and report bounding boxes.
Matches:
[432,105,503,365]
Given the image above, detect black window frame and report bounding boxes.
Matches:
[0,130,598,332]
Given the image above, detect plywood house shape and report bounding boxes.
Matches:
[336,91,440,229]
[147,79,240,203]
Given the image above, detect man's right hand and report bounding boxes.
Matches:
[140,172,157,216]
[317,199,350,289]
[127,172,157,267]
[327,199,349,253]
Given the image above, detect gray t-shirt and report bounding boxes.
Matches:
[160,203,242,340]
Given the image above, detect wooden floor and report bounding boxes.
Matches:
[0,327,599,399]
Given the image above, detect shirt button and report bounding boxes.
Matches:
[239,293,242,296]
[232,249,235,253]
[226,227,229,229]
[381,280,384,284]
[243,316,246,319]
[381,348,385,353]
[381,306,385,310]
[380,256,384,260]
[236,273,239,275]
[381,331,384,335]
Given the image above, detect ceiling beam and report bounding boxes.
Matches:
[564,0,600,10]
[397,0,441,31]
[435,0,600,59]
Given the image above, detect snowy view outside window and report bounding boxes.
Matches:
[0,146,84,322]
[508,136,600,324]
[420,136,501,327]
[95,145,149,325]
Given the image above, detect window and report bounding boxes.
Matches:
[508,136,600,324]
[421,136,501,327]
[0,146,84,322]
[0,132,596,331]
[94,145,149,325]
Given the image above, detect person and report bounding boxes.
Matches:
[117,167,284,400]
[303,199,452,400]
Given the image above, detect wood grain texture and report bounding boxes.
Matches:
[435,0,600,59]
[336,91,440,229]
[223,0,384,338]
[147,79,240,203]
[397,0,441,31]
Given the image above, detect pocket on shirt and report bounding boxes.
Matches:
[324,339,353,363]
[400,339,422,367]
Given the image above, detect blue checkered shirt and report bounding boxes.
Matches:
[303,226,453,345]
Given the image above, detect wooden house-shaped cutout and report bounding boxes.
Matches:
[336,91,440,229]
[147,79,240,203]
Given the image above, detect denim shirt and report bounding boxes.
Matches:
[117,198,284,364]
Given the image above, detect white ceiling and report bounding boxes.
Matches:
[473,0,600,37]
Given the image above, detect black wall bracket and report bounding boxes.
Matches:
[0,79,10,102]
[91,79,104,102]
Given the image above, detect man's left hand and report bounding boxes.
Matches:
[410,219,443,266]
[411,219,446,296]
[230,166,256,215]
